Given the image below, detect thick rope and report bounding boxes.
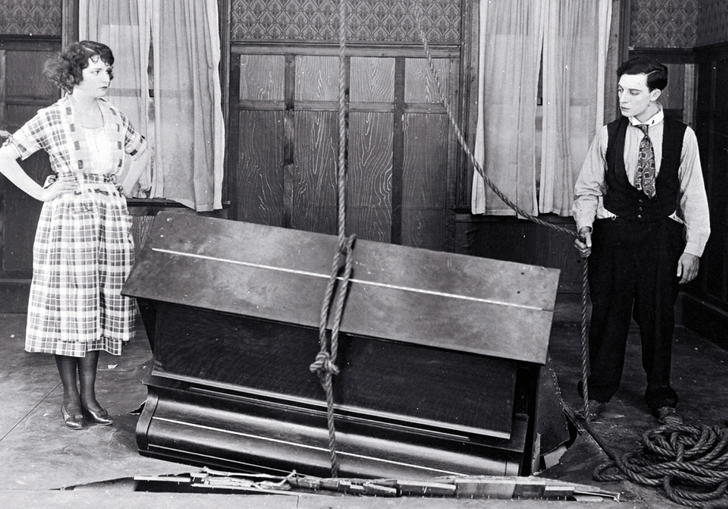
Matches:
[580,258,592,422]
[309,0,356,478]
[594,424,728,507]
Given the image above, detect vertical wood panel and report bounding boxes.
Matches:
[295,56,339,102]
[3,187,41,273]
[660,63,685,119]
[62,0,79,48]
[683,63,696,125]
[350,57,395,102]
[239,54,285,101]
[0,50,5,127]
[2,151,49,272]
[1,45,57,276]
[401,114,448,249]
[444,56,460,251]
[404,58,450,104]
[292,111,338,234]
[705,133,728,301]
[5,50,57,97]
[348,112,393,242]
[237,111,285,226]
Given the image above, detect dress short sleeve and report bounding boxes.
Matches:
[120,111,147,157]
[3,111,47,160]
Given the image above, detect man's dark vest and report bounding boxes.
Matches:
[604,116,686,221]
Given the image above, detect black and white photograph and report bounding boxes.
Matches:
[0,1,726,507]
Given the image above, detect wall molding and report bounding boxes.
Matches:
[630,47,696,63]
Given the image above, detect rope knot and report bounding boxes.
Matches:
[309,351,340,377]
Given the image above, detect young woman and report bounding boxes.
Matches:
[0,41,148,429]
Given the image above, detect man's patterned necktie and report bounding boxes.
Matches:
[635,124,656,198]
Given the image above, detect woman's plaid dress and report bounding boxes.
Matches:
[4,96,146,357]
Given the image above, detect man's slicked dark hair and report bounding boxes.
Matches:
[43,40,114,93]
[617,56,668,91]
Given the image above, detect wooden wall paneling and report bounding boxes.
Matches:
[708,133,728,302]
[603,0,623,123]
[458,0,479,209]
[4,104,49,133]
[239,54,285,103]
[234,54,287,224]
[445,57,461,251]
[225,51,241,213]
[0,50,5,127]
[292,111,338,235]
[705,56,728,303]
[401,113,448,250]
[5,50,57,99]
[391,57,406,245]
[347,112,393,242]
[683,63,696,125]
[0,43,58,277]
[3,188,42,272]
[682,47,728,341]
[295,55,339,102]
[237,111,286,226]
[350,57,395,103]
[691,54,714,299]
[2,150,51,274]
[62,0,79,48]
[404,58,450,105]
[660,63,685,120]
[400,57,451,250]
[709,55,728,302]
[348,57,395,242]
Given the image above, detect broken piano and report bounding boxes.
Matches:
[123,212,563,479]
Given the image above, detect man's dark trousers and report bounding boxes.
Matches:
[586,216,685,411]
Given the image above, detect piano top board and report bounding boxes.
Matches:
[124,212,559,365]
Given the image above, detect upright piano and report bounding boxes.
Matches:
[124,211,564,479]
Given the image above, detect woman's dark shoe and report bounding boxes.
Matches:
[61,405,84,430]
[83,406,113,426]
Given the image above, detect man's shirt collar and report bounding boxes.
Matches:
[628,104,664,127]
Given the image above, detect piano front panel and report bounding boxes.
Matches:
[153,302,518,439]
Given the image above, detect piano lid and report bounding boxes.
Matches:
[123,212,559,364]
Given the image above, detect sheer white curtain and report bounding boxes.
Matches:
[472,0,545,215]
[151,0,224,211]
[79,0,151,192]
[539,0,611,215]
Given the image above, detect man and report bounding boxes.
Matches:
[573,57,710,424]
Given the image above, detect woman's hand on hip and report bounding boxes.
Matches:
[40,175,77,202]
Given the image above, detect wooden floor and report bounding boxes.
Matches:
[0,312,726,508]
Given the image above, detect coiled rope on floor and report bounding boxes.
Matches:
[411,2,728,508]
[309,0,356,478]
[594,424,728,508]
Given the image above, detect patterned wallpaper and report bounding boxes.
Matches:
[630,0,698,49]
[0,0,62,36]
[696,0,728,46]
[231,0,461,44]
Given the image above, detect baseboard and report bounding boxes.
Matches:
[678,292,728,350]
[0,279,30,313]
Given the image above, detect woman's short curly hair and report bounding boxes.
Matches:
[44,40,114,93]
